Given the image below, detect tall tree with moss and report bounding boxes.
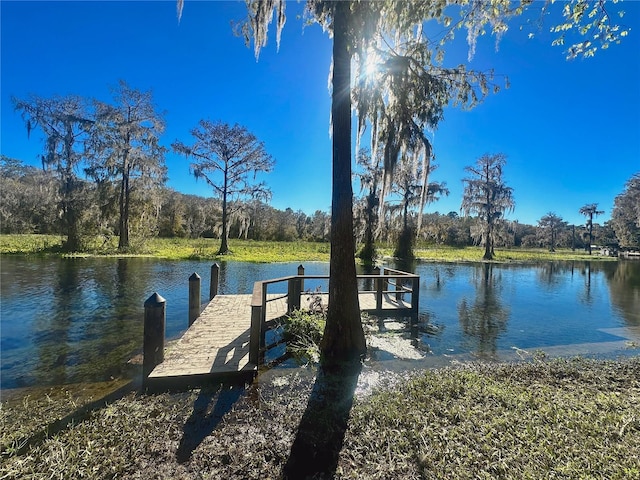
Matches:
[13,95,93,251]
[85,81,167,250]
[611,172,640,248]
[354,149,382,264]
[538,212,566,252]
[579,203,604,254]
[177,0,628,361]
[226,0,520,361]
[461,154,515,260]
[0,156,60,234]
[172,121,274,255]
[391,158,449,261]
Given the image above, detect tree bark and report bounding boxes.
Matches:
[483,218,493,260]
[320,1,366,362]
[118,142,131,250]
[118,167,130,250]
[219,165,230,255]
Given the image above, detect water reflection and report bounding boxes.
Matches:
[605,260,640,326]
[1,257,639,390]
[537,261,570,288]
[33,260,78,385]
[457,264,510,359]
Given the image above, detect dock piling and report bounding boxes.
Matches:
[210,263,219,300]
[298,264,305,293]
[374,266,383,312]
[143,292,166,381]
[189,273,201,326]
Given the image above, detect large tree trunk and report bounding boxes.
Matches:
[360,191,376,264]
[118,146,131,250]
[483,219,493,260]
[118,169,130,250]
[219,170,230,255]
[320,1,366,362]
[62,175,81,252]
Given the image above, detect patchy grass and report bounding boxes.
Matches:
[0,235,330,262]
[0,380,132,457]
[377,245,618,263]
[1,357,638,479]
[177,239,331,263]
[2,234,619,264]
[0,234,64,254]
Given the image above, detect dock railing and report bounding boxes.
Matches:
[143,264,420,382]
[250,265,419,365]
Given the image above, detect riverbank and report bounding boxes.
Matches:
[1,357,638,478]
[0,234,617,263]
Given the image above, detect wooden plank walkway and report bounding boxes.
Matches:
[146,292,412,389]
[146,294,286,389]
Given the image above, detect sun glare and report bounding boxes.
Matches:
[362,49,381,80]
[365,55,379,78]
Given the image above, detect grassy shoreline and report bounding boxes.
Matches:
[1,357,638,478]
[0,234,617,263]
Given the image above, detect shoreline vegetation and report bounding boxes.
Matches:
[1,234,636,478]
[0,234,619,263]
[1,357,638,478]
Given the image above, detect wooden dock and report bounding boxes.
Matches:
[146,294,286,389]
[145,290,413,390]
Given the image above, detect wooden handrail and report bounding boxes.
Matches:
[249,268,420,367]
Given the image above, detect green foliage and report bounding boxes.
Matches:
[0,234,63,254]
[461,153,515,260]
[611,172,640,248]
[85,80,168,250]
[538,212,567,252]
[172,121,274,255]
[579,202,605,254]
[547,0,631,59]
[356,241,377,264]
[281,309,326,364]
[2,235,621,264]
[393,226,415,261]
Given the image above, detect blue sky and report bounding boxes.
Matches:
[1,1,639,227]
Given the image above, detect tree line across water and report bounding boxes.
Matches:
[3,78,638,258]
[2,146,638,255]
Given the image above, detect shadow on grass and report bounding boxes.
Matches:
[176,382,245,463]
[283,360,362,479]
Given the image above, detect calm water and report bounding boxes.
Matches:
[1,257,639,390]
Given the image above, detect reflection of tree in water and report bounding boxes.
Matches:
[576,261,614,306]
[33,259,78,385]
[578,262,595,305]
[33,258,158,386]
[458,264,510,359]
[604,261,640,326]
[425,264,457,294]
[537,261,574,289]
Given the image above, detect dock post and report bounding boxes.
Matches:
[298,264,305,293]
[143,292,166,381]
[410,276,420,325]
[210,263,219,300]
[374,266,383,313]
[396,272,403,302]
[189,273,201,326]
[287,264,304,313]
[288,278,299,313]
[250,304,262,366]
